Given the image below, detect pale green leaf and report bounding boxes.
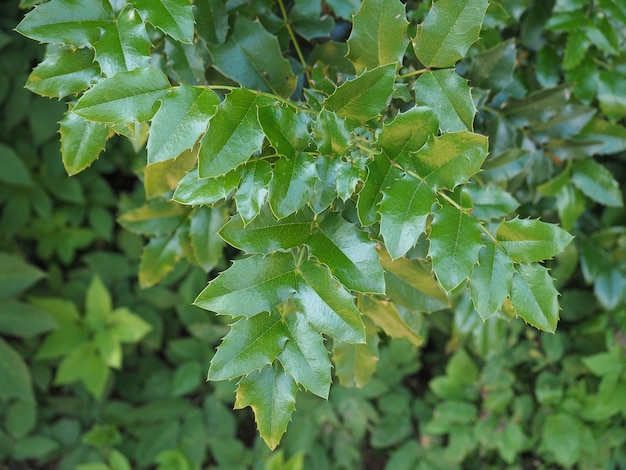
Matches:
[209,311,288,380]
[190,206,226,272]
[210,16,297,97]
[85,275,112,330]
[0,338,34,402]
[280,312,332,398]
[235,160,272,224]
[347,0,409,73]
[542,413,581,467]
[60,111,110,175]
[361,296,423,346]
[94,329,122,368]
[269,153,317,219]
[15,0,114,47]
[413,131,488,190]
[0,252,45,298]
[258,104,311,158]
[571,159,623,207]
[138,234,182,288]
[73,67,171,124]
[173,167,240,206]
[118,199,188,236]
[429,205,483,292]
[380,174,435,259]
[194,253,297,317]
[511,263,559,332]
[413,0,489,68]
[135,0,195,43]
[198,89,269,178]
[497,218,574,263]
[378,249,449,313]
[26,46,101,98]
[308,213,385,294]
[324,64,396,125]
[220,205,313,254]
[332,319,379,388]
[414,70,476,132]
[469,241,513,320]
[109,307,152,343]
[144,147,197,198]
[148,85,220,164]
[55,342,110,399]
[234,363,297,450]
[294,259,365,343]
[94,5,151,77]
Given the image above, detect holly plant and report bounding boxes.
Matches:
[16,0,573,448]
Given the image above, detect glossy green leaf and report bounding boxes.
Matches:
[464,185,519,220]
[190,206,225,272]
[94,5,151,77]
[198,89,269,178]
[308,213,385,294]
[234,363,297,450]
[312,156,343,212]
[413,131,488,190]
[269,153,317,219]
[469,241,513,320]
[294,259,365,343]
[429,205,483,292]
[313,109,351,156]
[347,0,409,73]
[378,250,450,313]
[25,46,101,98]
[258,104,311,158]
[173,168,240,206]
[497,218,574,263]
[15,0,114,47]
[361,296,423,346]
[220,205,313,254]
[357,153,397,226]
[209,311,288,380]
[324,64,396,125]
[60,111,110,175]
[118,199,188,236]
[135,0,195,43]
[413,0,489,68]
[380,174,435,259]
[138,234,182,288]
[0,252,45,298]
[571,159,623,207]
[415,70,476,132]
[280,312,331,398]
[235,160,272,224]
[194,253,297,317]
[332,319,379,388]
[210,16,297,97]
[73,67,171,124]
[510,263,559,332]
[147,85,220,164]
[0,338,34,402]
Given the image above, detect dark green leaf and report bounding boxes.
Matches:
[324,64,396,125]
[347,0,409,73]
[497,218,574,263]
[194,253,297,317]
[280,312,332,398]
[269,153,317,219]
[15,0,114,47]
[26,46,101,98]
[429,205,483,292]
[234,363,297,450]
[357,153,396,226]
[195,0,228,47]
[147,85,220,164]
[294,259,365,343]
[198,88,269,178]
[258,104,311,158]
[308,213,385,294]
[313,109,351,156]
[190,206,225,272]
[135,0,195,43]
[289,0,334,41]
[469,39,516,91]
[464,185,519,220]
[0,144,34,188]
[209,311,288,380]
[164,37,209,85]
[73,67,171,124]
[60,111,110,175]
[598,70,626,122]
[469,241,513,320]
[94,5,151,76]
[235,160,272,224]
[0,338,34,402]
[413,0,489,68]
[578,118,626,155]
[210,16,297,97]
[0,300,57,338]
[173,168,240,206]
[414,70,476,132]
[511,263,559,332]
[220,205,313,254]
[0,252,45,298]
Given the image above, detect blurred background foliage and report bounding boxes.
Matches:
[1,0,626,468]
